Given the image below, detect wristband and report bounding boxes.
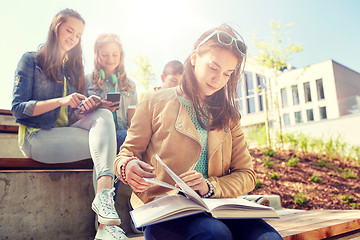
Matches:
[202,179,214,198]
[120,156,136,185]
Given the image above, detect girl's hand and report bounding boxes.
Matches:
[59,93,86,108]
[101,100,120,112]
[125,159,157,192]
[78,95,102,114]
[178,170,209,196]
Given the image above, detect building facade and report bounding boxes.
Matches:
[238,59,360,146]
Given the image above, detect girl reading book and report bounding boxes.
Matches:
[114,23,282,240]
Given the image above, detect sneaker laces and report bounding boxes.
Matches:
[106,225,126,238]
[100,188,116,214]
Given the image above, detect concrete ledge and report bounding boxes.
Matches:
[0,169,133,240]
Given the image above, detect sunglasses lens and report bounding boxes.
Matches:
[218,32,233,45]
[236,40,247,55]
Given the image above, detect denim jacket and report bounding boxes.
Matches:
[86,74,138,130]
[11,52,78,129]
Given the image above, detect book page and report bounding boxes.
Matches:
[203,198,274,211]
[130,194,207,228]
[154,154,208,209]
[143,177,184,192]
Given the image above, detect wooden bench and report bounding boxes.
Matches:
[127,210,360,240]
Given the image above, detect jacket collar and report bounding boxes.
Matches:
[174,86,230,157]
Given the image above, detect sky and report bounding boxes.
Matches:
[1,0,359,110]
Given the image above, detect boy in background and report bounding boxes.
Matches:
[157,60,184,89]
[140,60,184,101]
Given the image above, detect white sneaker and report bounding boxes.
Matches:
[92,188,121,225]
[95,225,128,240]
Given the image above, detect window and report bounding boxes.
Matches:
[237,81,243,98]
[320,106,327,119]
[238,100,243,112]
[283,113,290,126]
[316,79,325,100]
[245,73,254,96]
[257,75,266,111]
[247,98,255,113]
[303,82,312,102]
[245,73,255,114]
[280,88,288,108]
[292,85,300,105]
[236,82,244,113]
[294,111,302,123]
[306,109,314,121]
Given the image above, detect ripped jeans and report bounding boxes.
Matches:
[20,109,117,186]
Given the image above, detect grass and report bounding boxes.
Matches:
[246,129,360,163]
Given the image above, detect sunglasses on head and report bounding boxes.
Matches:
[196,30,247,56]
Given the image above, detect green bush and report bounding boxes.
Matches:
[317,159,331,168]
[255,179,263,189]
[342,194,355,204]
[340,168,357,179]
[286,155,300,167]
[263,158,274,168]
[294,192,307,206]
[263,149,276,157]
[270,170,280,180]
[309,175,322,183]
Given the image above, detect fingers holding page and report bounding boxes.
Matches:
[178,170,208,195]
[126,160,156,192]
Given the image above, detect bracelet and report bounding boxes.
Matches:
[120,156,136,185]
[202,179,214,198]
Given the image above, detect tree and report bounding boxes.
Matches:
[132,55,156,91]
[253,20,304,149]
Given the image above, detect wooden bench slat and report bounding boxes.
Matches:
[0,125,19,133]
[0,109,12,115]
[266,210,360,240]
[0,158,93,170]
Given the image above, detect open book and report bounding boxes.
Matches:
[130,154,279,228]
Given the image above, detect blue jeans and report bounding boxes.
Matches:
[116,129,127,153]
[113,129,128,200]
[21,109,117,187]
[144,213,283,240]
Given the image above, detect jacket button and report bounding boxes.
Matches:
[177,123,182,128]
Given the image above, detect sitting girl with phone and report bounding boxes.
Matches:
[86,33,138,153]
[11,9,127,239]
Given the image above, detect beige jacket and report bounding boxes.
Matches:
[115,87,256,208]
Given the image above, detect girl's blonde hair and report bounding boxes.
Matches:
[91,34,134,92]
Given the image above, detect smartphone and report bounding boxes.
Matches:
[107,92,121,102]
[77,95,102,110]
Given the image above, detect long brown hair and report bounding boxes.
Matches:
[36,8,86,94]
[181,23,247,130]
[91,34,134,92]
